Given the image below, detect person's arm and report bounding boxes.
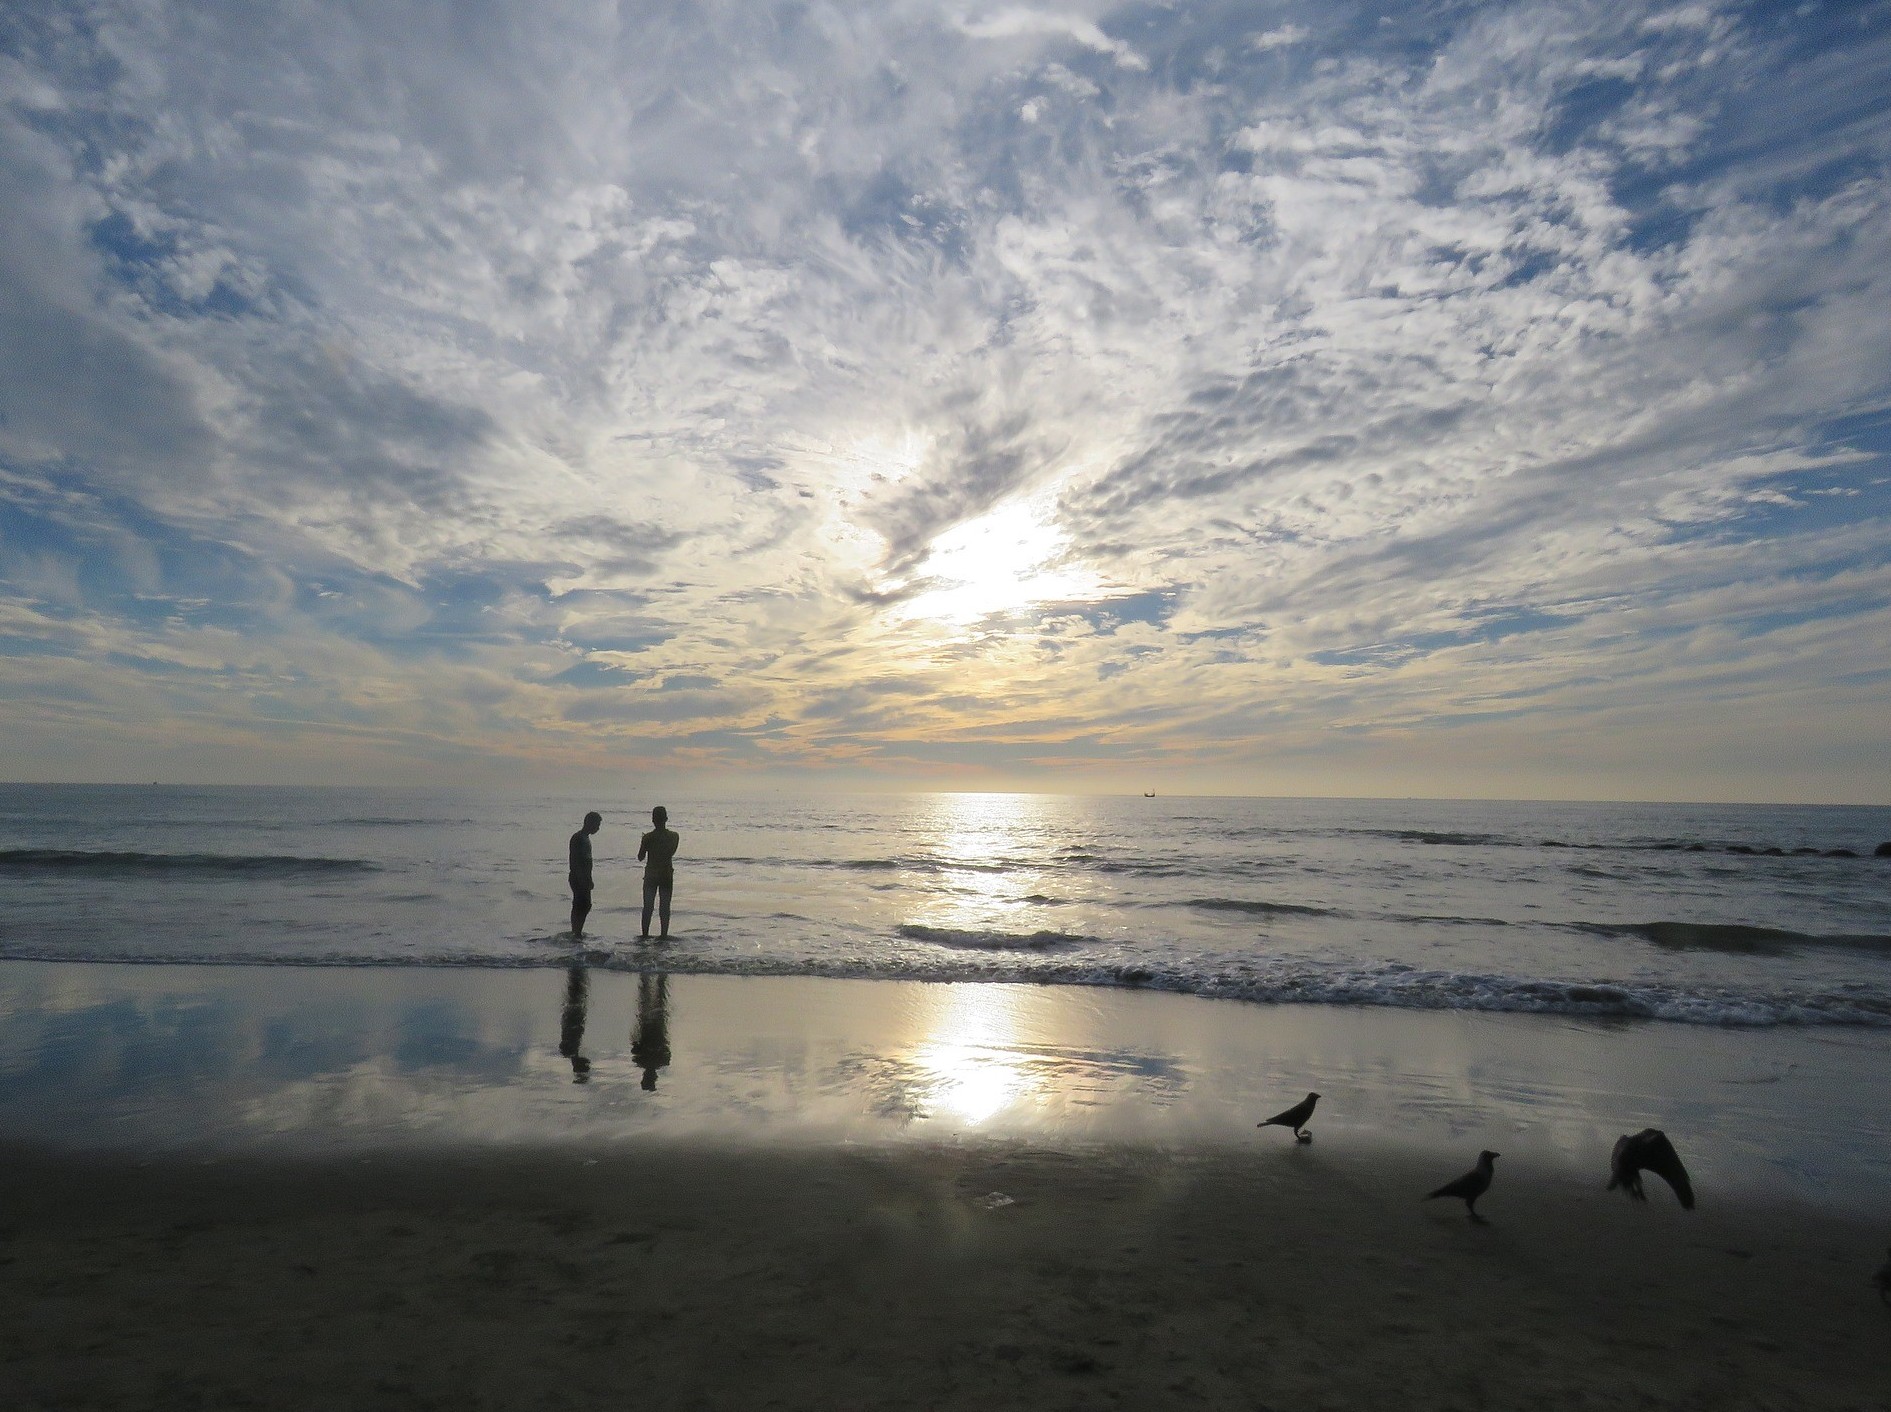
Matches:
[637,832,648,862]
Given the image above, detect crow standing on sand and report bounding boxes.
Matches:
[1425,1150,1499,1222]
[1257,1091,1320,1143]
[1607,1129,1695,1209]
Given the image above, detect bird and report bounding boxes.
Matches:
[1607,1129,1695,1210]
[1425,1150,1499,1222]
[1257,1091,1320,1143]
[1873,1247,1891,1305]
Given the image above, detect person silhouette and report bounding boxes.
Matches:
[558,958,592,1083]
[568,811,602,939]
[637,806,679,939]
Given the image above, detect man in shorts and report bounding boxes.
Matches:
[569,811,602,939]
[637,805,679,939]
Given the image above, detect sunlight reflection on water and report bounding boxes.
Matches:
[4,961,1890,1214]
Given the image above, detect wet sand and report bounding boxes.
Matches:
[5,1138,1889,1411]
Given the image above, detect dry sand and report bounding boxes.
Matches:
[5,1138,1887,1411]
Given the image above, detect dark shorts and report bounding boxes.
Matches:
[570,879,593,908]
[642,875,673,904]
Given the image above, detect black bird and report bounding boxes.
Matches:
[1872,1246,1891,1305]
[1425,1150,1499,1222]
[1607,1129,1695,1209]
[1257,1091,1320,1143]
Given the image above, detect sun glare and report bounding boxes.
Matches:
[894,497,1108,624]
[910,986,1039,1126]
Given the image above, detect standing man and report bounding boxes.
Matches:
[637,805,679,939]
[569,811,602,939]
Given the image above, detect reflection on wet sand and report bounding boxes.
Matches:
[631,974,671,1091]
[910,986,1040,1124]
[558,960,591,1083]
[5,962,1890,1215]
[840,985,1189,1126]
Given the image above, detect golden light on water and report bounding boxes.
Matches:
[896,793,1066,1125]
[909,985,1041,1126]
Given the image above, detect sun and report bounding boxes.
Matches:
[894,496,1108,624]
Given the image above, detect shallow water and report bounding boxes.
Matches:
[2,785,1889,1026]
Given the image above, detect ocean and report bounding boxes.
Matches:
[2,784,1888,1028]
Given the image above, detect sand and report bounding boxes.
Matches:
[5,1138,1889,1412]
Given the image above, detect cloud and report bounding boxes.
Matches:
[1250,24,1310,53]
[0,0,1886,797]
[960,7,1149,70]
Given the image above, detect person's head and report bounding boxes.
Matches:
[651,805,668,827]
[583,811,602,833]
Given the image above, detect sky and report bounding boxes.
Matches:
[1,0,1888,801]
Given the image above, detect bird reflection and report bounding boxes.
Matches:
[558,958,592,1083]
[631,973,672,1091]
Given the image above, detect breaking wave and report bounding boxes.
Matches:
[0,849,379,878]
[1184,897,1339,917]
[1577,921,1891,954]
[895,924,1094,952]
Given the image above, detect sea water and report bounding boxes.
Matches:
[1,784,1888,1027]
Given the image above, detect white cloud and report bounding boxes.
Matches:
[960,7,1149,69]
[0,0,1886,797]
[1251,24,1310,52]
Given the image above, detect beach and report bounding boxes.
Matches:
[4,962,1889,1409]
[5,1140,1888,1411]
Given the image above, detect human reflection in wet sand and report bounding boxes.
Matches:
[558,958,592,1083]
[630,973,672,1091]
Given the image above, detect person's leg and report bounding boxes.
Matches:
[657,879,673,937]
[641,876,657,937]
[571,886,591,939]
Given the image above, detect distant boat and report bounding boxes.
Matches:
[1143,791,1156,798]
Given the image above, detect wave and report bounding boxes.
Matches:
[1159,964,1891,1028]
[317,816,469,828]
[1576,921,1891,954]
[4,943,1887,1028]
[1351,828,1875,859]
[895,924,1093,952]
[1185,897,1338,918]
[1346,829,1513,847]
[0,849,379,878]
[704,854,1018,875]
